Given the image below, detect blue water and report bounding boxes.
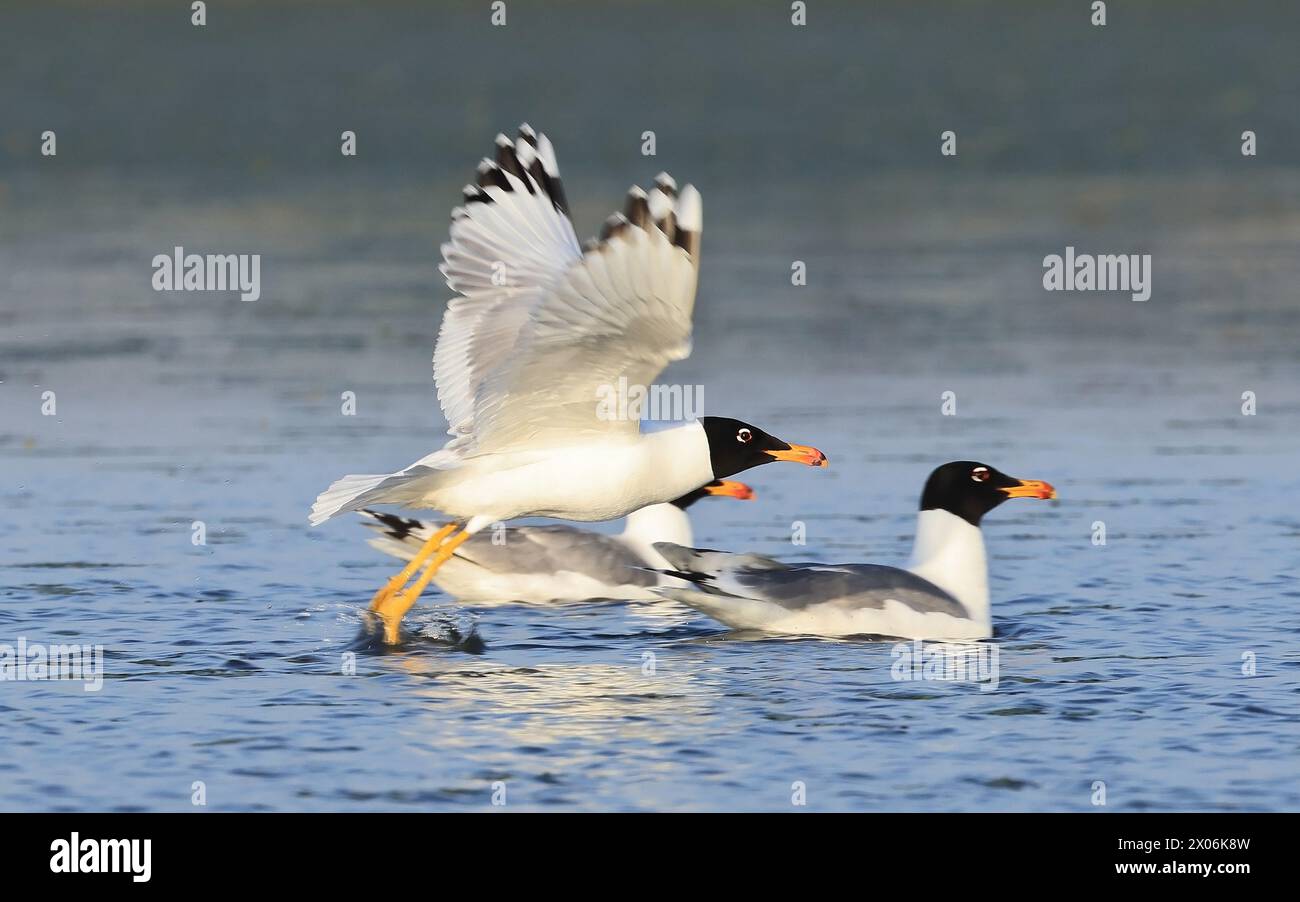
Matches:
[3,1,1299,811]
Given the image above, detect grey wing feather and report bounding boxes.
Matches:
[733,564,969,618]
[458,526,657,587]
[653,542,787,573]
[653,542,969,619]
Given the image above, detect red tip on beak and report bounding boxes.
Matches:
[765,443,829,468]
[1000,479,1057,500]
[706,480,756,500]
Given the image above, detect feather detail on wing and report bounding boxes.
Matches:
[651,543,971,619]
[310,127,702,525]
[434,126,583,442]
[358,510,656,589]
[433,125,703,453]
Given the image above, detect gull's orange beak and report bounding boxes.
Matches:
[1000,478,1057,500]
[705,480,756,500]
[764,443,829,468]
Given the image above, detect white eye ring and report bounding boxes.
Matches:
[737,428,753,443]
[971,467,990,483]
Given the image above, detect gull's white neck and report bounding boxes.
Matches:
[636,421,715,501]
[906,509,990,628]
[620,502,693,569]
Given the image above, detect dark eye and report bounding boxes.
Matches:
[971,466,990,483]
[737,428,753,443]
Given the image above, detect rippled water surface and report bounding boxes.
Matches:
[2,1,1299,811]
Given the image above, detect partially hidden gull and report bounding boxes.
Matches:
[356,479,753,605]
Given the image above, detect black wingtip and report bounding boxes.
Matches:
[494,137,529,184]
[461,127,569,215]
[599,212,630,241]
[624,188,650,228]
[358,509,425,541]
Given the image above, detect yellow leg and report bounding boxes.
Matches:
[373,529,472,645]
[367,522,458,613]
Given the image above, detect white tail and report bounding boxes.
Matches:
[309,474,394,526]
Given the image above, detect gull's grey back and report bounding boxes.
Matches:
[735,564,969,618]
[459,525,658,588]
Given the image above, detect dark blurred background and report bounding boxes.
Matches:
[4,0,1300,176]
[3,0,1298,369]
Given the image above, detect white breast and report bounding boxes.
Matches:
[906,509,991,633]
[422,422,714,524]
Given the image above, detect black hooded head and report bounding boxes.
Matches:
[919,461,1056,526]
[699,416,827,479]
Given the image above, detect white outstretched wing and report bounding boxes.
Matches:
[433,125,702,454]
